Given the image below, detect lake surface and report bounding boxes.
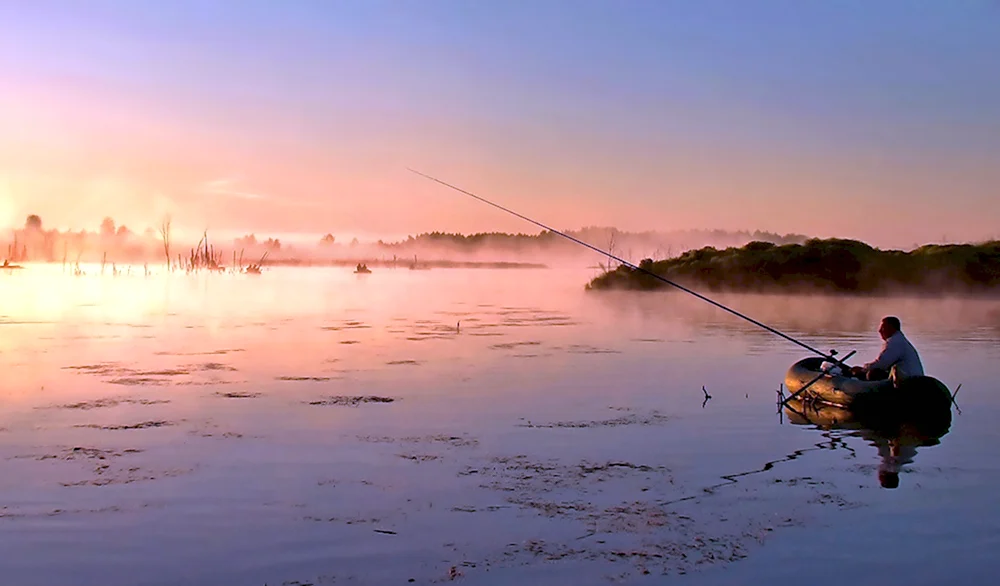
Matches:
[1,265,998,585]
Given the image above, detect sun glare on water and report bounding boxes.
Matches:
[2,263,169,322]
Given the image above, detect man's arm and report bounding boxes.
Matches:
[865,336,904,371]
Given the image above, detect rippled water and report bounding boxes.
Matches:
[1,265,998,585]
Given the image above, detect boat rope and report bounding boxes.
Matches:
[408,168,846,365]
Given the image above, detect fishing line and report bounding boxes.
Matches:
[408,168,845,364]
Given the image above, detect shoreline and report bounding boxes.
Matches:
[1,258,550,271]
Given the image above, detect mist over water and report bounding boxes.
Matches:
[2,222,811,269]
[0,265,997,585]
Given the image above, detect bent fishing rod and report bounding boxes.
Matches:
[407,168,851,367]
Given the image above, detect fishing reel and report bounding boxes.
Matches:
[827,348,856,366]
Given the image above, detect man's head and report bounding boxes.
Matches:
[879,469,900,489]
[879,316,901,340]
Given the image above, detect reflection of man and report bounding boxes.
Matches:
[875,437,918,489]
[850,316,924,384]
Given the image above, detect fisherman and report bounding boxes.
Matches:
[850,316,924,384]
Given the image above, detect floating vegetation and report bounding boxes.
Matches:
[448,452,781,575]
[303,515,382,525]
[107,377,173,386]
[404,330,456,341]
[321,321,372,331]
[357,434,478,448]
[60,467,191,488]
[306,396,395,406]
[215,391,261,399]
[197,362,238,372]
[517,408,670,429]
[490,340,542,350]
[495,310,578,327]
[43,397,170,410]
[0,505,124,519]
[276,376,332,382]
[450,505,510,513]
[397,319,461,342]
[385,360,420,366]
[64,361,238,387]
[14,446,145,461]
[133,369,190,376]
[397,454,441,463]
[494,533,751,576]
[3,446,183,490]
[59,470,190,488]
[63,363,123,375]
[564,344,622,354]
[154,349,245,356]
[193,430,245,440]
[458,455,669,494]
[75,420,175,430]
[174,380,239,387]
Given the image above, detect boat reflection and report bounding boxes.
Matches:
[784,399,952,489]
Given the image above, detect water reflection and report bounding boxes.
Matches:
[595,289,1000,343]
[1,265,996,585]
[785,402,952,489]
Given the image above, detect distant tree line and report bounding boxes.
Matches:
[588,238,1000,295]
[374,227,809,259]
[4,214,155,264]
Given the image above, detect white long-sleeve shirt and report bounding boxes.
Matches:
[864,331,924,381]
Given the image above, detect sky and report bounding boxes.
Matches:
[1,0,998,247]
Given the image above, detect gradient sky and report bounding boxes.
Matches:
[2,1,998,247]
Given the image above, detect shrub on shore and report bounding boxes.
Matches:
[586,239,1000,295]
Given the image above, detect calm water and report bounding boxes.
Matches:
[1,265,998,585]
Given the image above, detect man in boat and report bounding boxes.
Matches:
[850,316,924,384]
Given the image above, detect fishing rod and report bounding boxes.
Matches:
[407,168,849,367]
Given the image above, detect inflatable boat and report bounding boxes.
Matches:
[784,356,953,415]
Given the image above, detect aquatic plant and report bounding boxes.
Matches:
[158,216,172,270]
[184,231,227,272]
[244,250,268,275]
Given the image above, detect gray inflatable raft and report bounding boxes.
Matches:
[784,356,952,412]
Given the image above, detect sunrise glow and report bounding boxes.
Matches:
[2,2,998,250]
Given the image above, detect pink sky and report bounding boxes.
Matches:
[2,3,998,249]
[4,83,995,250]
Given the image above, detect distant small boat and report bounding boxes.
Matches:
[354,263,372,274]
[785,356,952,414]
